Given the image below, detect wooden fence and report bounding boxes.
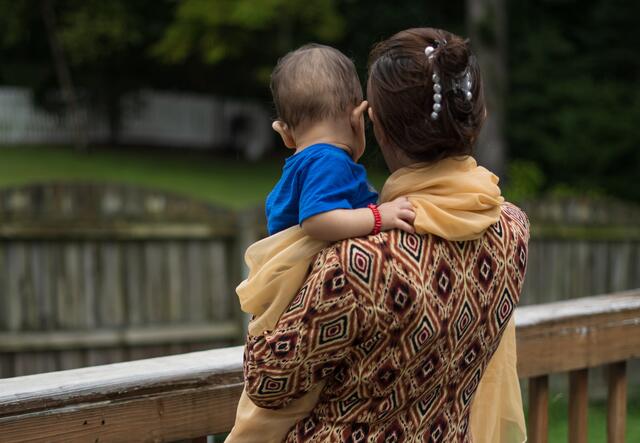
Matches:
[0,183,264,378]
[519,198,640,305]
[0,183,639,379]
[0,290,638,443]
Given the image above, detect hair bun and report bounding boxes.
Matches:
[436,37,470,77]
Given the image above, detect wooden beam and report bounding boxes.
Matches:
[529,224,640,241]
[569,368,588,443]
[607,361,626,443]
[528,375,548,443]
[515,291,640,378]
[0,346,244,417]
[0,222,236,240]
[0,322,241,352]
[0,382,242,442]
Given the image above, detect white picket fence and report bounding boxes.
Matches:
[0,87,272,160]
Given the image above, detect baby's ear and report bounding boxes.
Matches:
[272,121,296,149]
[350,100,369,128]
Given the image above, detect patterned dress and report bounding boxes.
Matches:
[244,203,530,442]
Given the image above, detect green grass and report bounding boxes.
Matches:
[0,145,389,209]
[0,145,283,209]
[529,396,640,442]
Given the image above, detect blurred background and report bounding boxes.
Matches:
[0,0,638,440]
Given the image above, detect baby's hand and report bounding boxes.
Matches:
[378,197,416,234]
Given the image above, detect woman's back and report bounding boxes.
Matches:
[244,203,529,442]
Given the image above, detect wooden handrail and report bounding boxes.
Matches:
[1,290,639,442]
[0,347,244,441]
[515,290,640,378]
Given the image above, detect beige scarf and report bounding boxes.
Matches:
[228,156,526,443]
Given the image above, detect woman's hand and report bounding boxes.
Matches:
[378,197,416,233]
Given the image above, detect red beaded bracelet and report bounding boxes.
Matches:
[368,204,382,235]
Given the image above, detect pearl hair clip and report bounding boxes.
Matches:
[430,72,442,120]
[425,44,443,120]
[424,45,435,59]
[425,41,473,121]
[454,68,473,102]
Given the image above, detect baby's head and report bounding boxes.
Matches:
[270,44,366,156]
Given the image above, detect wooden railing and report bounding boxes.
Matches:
[516,291,640,443]
[1,290,639,443]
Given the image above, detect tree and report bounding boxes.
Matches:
[152,0,345,98]
[41,0,87,151]
[466,0,507,179]
[507,0,640,201]
[0,0,175,145]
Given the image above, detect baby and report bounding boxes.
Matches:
[226,44,414,442]
[266,43,415,243]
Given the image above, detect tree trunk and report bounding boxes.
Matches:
[41,0,88,152]
[466,0,507,179]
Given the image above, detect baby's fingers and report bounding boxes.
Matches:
[395,219,415,234]
[399,209,416,224]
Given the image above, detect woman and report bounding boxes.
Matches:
[241,28,529,442]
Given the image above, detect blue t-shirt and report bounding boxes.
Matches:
[266,144,378,235]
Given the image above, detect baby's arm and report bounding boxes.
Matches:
[301,197,415,242]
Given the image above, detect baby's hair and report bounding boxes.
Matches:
[271,43,363,129]
[367,28,486,164]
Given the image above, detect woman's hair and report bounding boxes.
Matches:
[367,28,486,164]
[271,43,363,129]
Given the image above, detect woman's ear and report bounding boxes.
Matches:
[272,121,296,149]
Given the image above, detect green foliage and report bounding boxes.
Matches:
[508,0,640,202]
[0,1,32,47]
[58,1,144,64]
[153,0,344,65]
[503,160,545,202]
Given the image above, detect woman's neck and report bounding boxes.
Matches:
[379,142,414,172]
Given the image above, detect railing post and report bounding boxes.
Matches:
[569,368,588,443]
[528,375,549,443]
[607,361,627,443]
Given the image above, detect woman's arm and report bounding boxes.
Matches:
[301,197,416,242]
[243,246,369,409]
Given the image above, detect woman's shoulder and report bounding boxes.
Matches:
[315,203,529,290]
[499,202,531,241]
[329,203,530,271]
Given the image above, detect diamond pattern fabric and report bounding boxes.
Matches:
[244,203,530,442]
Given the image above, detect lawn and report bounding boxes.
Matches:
[539,397,640,442]
[0,145,389,209]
